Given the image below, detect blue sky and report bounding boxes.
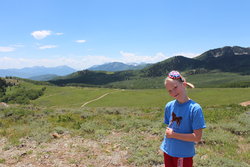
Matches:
[0,0,250,70]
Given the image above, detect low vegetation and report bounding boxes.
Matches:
[0,80,249,166]
[0,104,249,166]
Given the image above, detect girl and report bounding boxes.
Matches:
[160,71,206,167]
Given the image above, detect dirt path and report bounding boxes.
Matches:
[80,90,124,108]
[239,101,250,106]
[81,93,110,107]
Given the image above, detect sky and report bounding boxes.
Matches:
[0,0,250,70]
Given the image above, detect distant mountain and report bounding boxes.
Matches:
[196,46,250,61]
[49,46,250,87]
[88,62,150,71]
[0,66,76,79]
[49,70,134,85]
[195,46,250,72]
[143,46,250,76]
[28,74,59,81]
[142,56,201,77]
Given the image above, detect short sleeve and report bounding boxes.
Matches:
[192,107,206,130]
[164,103,171,125]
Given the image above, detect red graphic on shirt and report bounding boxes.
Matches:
[171,112,182,126]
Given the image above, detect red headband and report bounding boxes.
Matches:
[168,71,183,81]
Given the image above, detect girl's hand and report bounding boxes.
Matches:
[166,128,174,138]
[166,128,203,142]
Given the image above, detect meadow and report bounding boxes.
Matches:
[0,81,249,166]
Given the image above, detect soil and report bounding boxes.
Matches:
[0,132,164,167]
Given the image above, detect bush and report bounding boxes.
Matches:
[1,87,45,104]
[0,78,7,98]
[2,107,35,121]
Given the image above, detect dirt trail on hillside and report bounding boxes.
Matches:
[80,93,110,108]
[80,90,124,108]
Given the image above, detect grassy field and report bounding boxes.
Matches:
[186,72,250,88]
[0,82,250,166]
[100,72,250,89]
[32,85,250,108]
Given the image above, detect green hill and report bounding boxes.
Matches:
[195,46,250,73]
[49,70,137,86]
[142,56,201,77]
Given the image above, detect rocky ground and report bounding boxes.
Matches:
[0,132,164,167]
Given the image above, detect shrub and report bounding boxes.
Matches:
[1,87,45,104]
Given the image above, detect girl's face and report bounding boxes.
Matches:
[165,79,186,101]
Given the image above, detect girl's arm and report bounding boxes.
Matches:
[166,128,203,142]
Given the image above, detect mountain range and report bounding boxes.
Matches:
[0,63,149,81]
[49,46,250,88]
[143,46,250,77]
[1,46,250,87]
[0,66,76,80]
[88,62,150,72]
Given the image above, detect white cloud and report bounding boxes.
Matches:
[0,52,173,70]
[80,55,114,67]
[55,32,64,36]
[75,40,87,43]
[0,46,15,52]
[0,57,28,69]
[31,30,52,40]
[11,44,24,48]
[119,51,168,63]
[38,45,58,50]
[173,52,199,58]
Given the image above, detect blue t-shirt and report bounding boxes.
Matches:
[160,99,206,158]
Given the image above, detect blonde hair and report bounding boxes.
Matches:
[165,71,195,88]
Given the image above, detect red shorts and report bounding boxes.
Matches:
[164,152,193,167]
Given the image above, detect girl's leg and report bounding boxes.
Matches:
[164,152,174,167]
[183,157,193,167]
[173,157,193,167]
[164,153,193,167]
